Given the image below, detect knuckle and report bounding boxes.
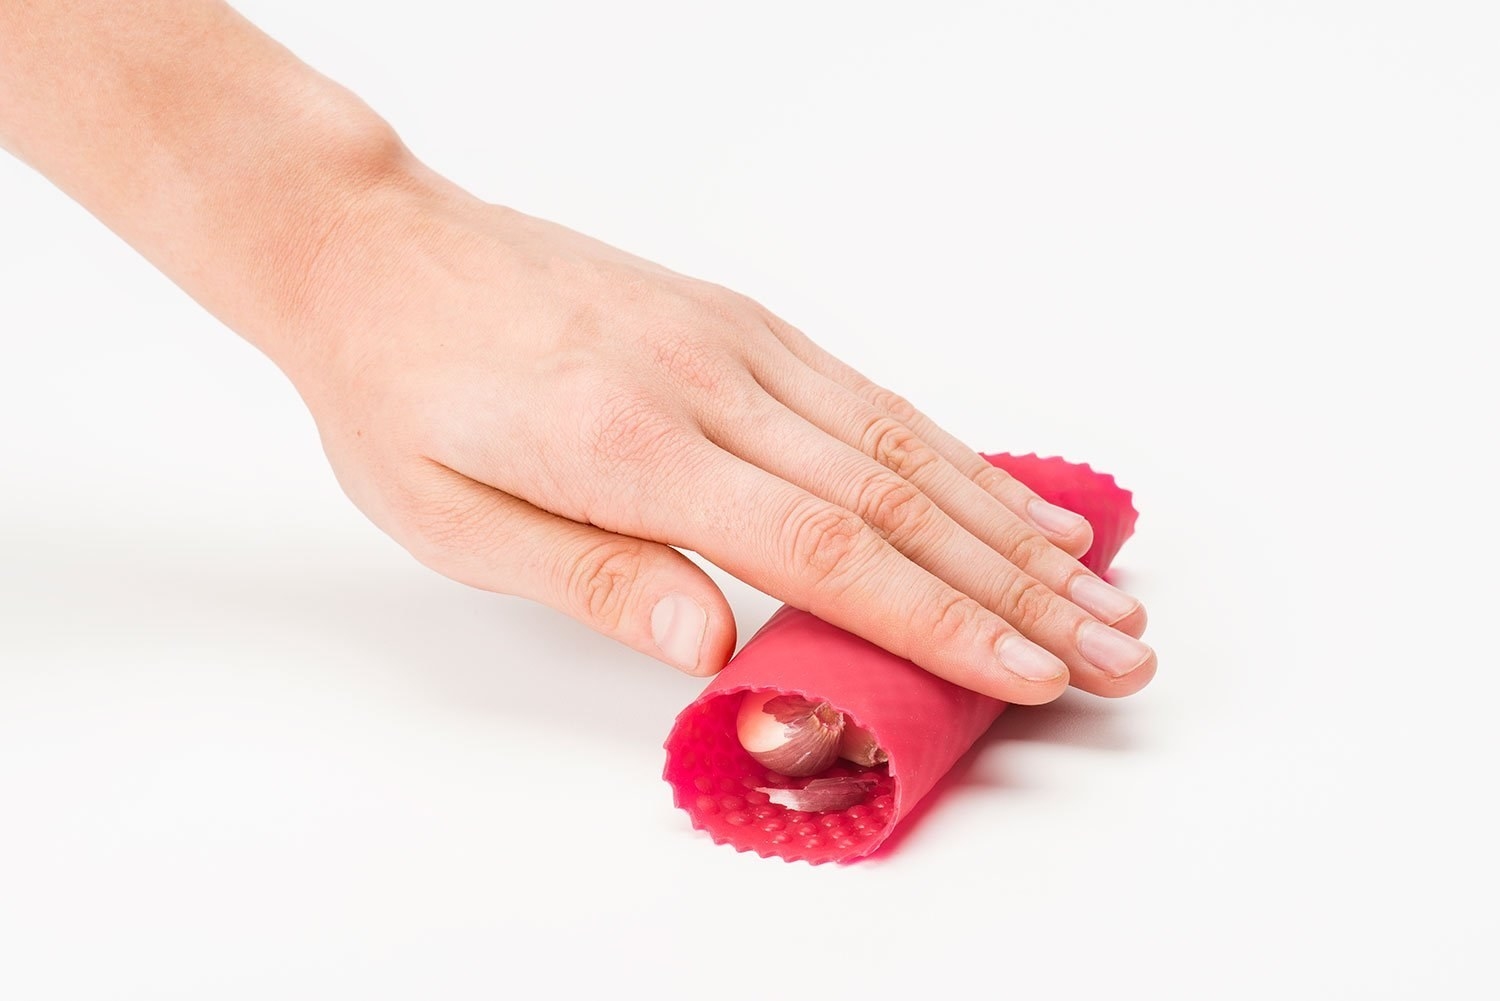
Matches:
[862,417,934,482]
[761,309,810,346]
[928,592,987,646]
[854,473,934,549]
[565,540,647,631]
[693,282,759,323]
[974,464,1017,496]
[996,521,1054,570]
[868,386,920,423]
[783,500,870,590]
[651,332,732,393]
[998,575,1057,634]
[586,389,685,467]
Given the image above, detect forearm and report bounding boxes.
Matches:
[0,0,422,370]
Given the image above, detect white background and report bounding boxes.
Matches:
[2,2,1496,998]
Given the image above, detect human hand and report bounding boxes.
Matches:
[276,171,1155,703]
[1,1,1152,703]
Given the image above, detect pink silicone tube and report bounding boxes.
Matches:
[662,453,1139,864]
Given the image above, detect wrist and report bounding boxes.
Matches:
[227,110,435,370]
[242,136,484,405]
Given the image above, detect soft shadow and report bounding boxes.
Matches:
[19,522,1148,848]
[32,527,745,749]
[988,693,1140,753]
[868,692,1141,861]
[15,520,784,751]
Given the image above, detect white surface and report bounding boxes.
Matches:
[2,2,1496,998]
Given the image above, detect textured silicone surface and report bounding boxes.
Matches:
[663,453,1138,864]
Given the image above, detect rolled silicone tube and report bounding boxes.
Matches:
[662,453,1139,864]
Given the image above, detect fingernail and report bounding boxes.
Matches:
[651,592,707,674]
[1028,498,1087,536]
[1078,621,1153,678]
[996,634,1067,682]
[1070,574,1141,624]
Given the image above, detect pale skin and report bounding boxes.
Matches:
[1,1,1155,703]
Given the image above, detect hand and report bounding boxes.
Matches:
[279,170,1155,703]
[1,1,1152,703]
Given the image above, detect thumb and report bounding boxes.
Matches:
[400,470,736,676]
[541,526,738,677]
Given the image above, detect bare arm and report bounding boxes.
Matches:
[0,0,409,374]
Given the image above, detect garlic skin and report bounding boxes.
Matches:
[838,720,889,768]
[736,691,844,777]
[756,776,877,813]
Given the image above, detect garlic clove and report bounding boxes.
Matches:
[837,720,888,768]
[736,691,844,778]
[755,776,878,813]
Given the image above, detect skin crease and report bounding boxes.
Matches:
[1,1,1155,704]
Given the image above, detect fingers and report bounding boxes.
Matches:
[759,314,1096,558]
[749,338,1147,633]
[755,316,1147,642]
[698,385,1154,698]
[631,434,1071,704]
[392,463,737,677]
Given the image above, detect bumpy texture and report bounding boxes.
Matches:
[663,453,1138,864]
